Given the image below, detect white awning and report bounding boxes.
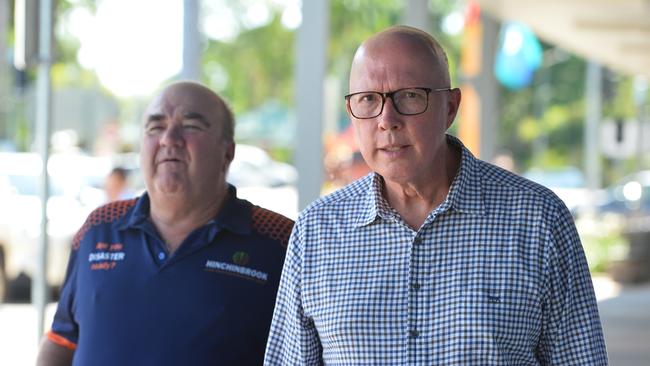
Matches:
[477,0,650,78]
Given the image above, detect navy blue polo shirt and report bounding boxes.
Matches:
[48,186,293,366]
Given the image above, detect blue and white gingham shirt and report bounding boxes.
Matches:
[265,136,607,365]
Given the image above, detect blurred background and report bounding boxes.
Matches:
[1,0,649,364]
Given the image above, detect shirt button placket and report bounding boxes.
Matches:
[408,234,424,363]
[411,235,423,294]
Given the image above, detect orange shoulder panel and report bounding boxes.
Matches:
[71,198,138,250]
[251,206,294,247]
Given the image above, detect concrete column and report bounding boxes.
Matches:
[34,0,53,341]
[295,0,328,210]
[0,0,9,139]
[181,0,201,81]
[633,76,648,171]
[584,61,602,194]
[402,0,430,30]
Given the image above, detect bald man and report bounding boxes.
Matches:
[37,82,293,366]
[264,26,606,365]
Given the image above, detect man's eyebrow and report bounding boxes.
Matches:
[182,112,210,127]
[146,113,165,124]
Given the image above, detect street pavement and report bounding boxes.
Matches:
[599,281,650,365]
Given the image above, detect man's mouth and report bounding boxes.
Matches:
[379,145,408,152]
[159,157,182,164]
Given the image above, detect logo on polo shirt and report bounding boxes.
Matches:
[232,251,250,266]
[88,242,126,271]
[204,258,268,284]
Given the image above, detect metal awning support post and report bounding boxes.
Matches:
[33,0,53,342]
[181,0,201,81]
[633,76,648,171]
[295,0,328,210]
[583,61,602,215]
[402,0,430,30]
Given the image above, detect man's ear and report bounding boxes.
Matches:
[345,99,354,119]
[446,88,462,129]
[224,141,235,172]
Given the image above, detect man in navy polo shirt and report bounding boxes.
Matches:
[36,81,293,366]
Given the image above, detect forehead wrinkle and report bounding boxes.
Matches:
[355,65,432,91]
[141,81,233,141]
[182,111,210,127]
[350,30,450,93]
[350,53,438,94]
[145,90,213,123]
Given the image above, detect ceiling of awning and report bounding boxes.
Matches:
[477,0,650,78]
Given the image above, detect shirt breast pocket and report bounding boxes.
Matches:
[461,285,540,330]
[455,285,541,363]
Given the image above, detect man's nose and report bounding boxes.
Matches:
[377,97,403,131]
[160,125,184,147]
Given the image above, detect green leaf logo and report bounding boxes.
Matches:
[232,251,250,266]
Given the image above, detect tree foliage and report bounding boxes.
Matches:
[201,0,462,121]
[202,14,295,114]
[5,0,645,179]
[498,47,589,171]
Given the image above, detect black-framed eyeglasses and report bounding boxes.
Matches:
[345,87,451,119]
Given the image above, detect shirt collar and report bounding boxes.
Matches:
[445,135,486,216]
[353,174,383,227]
[118,184,251,235]
[354,134,485,228]
[213,185,251,235]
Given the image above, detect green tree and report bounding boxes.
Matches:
[202,14,295,114]
[498,47,589,171]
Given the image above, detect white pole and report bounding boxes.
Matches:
[181,0,201,81]
[33,0,53,341]
[402,0,430,30]
[295,0,328,209]
[583,61,602,215]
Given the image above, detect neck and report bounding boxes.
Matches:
[149,184,229,254]
[383,144,461,230]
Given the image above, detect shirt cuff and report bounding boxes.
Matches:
[46,330,77,350]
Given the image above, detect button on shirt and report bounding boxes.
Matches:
[264,136,607,365]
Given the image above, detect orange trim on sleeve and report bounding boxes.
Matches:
[46,330,77,350]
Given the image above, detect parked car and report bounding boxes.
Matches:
[227,144,297,188]
[227,145,299,219]
[0,152,113,301]
[595,170,650,217]
[523,166,589,215]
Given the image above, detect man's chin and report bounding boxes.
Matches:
[376,168,413,185]
[153,180,187,196]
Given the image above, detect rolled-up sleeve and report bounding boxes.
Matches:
[264,223,323,365]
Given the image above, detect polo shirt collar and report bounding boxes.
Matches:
[119,185,251,235]
[212,185,251,235]
[354,134,486,228]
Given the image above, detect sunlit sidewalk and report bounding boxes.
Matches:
[0,276,647,365]
[0,302,56,366]
[597,278,650,366]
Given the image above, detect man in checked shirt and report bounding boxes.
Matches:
[265,26,607,365]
